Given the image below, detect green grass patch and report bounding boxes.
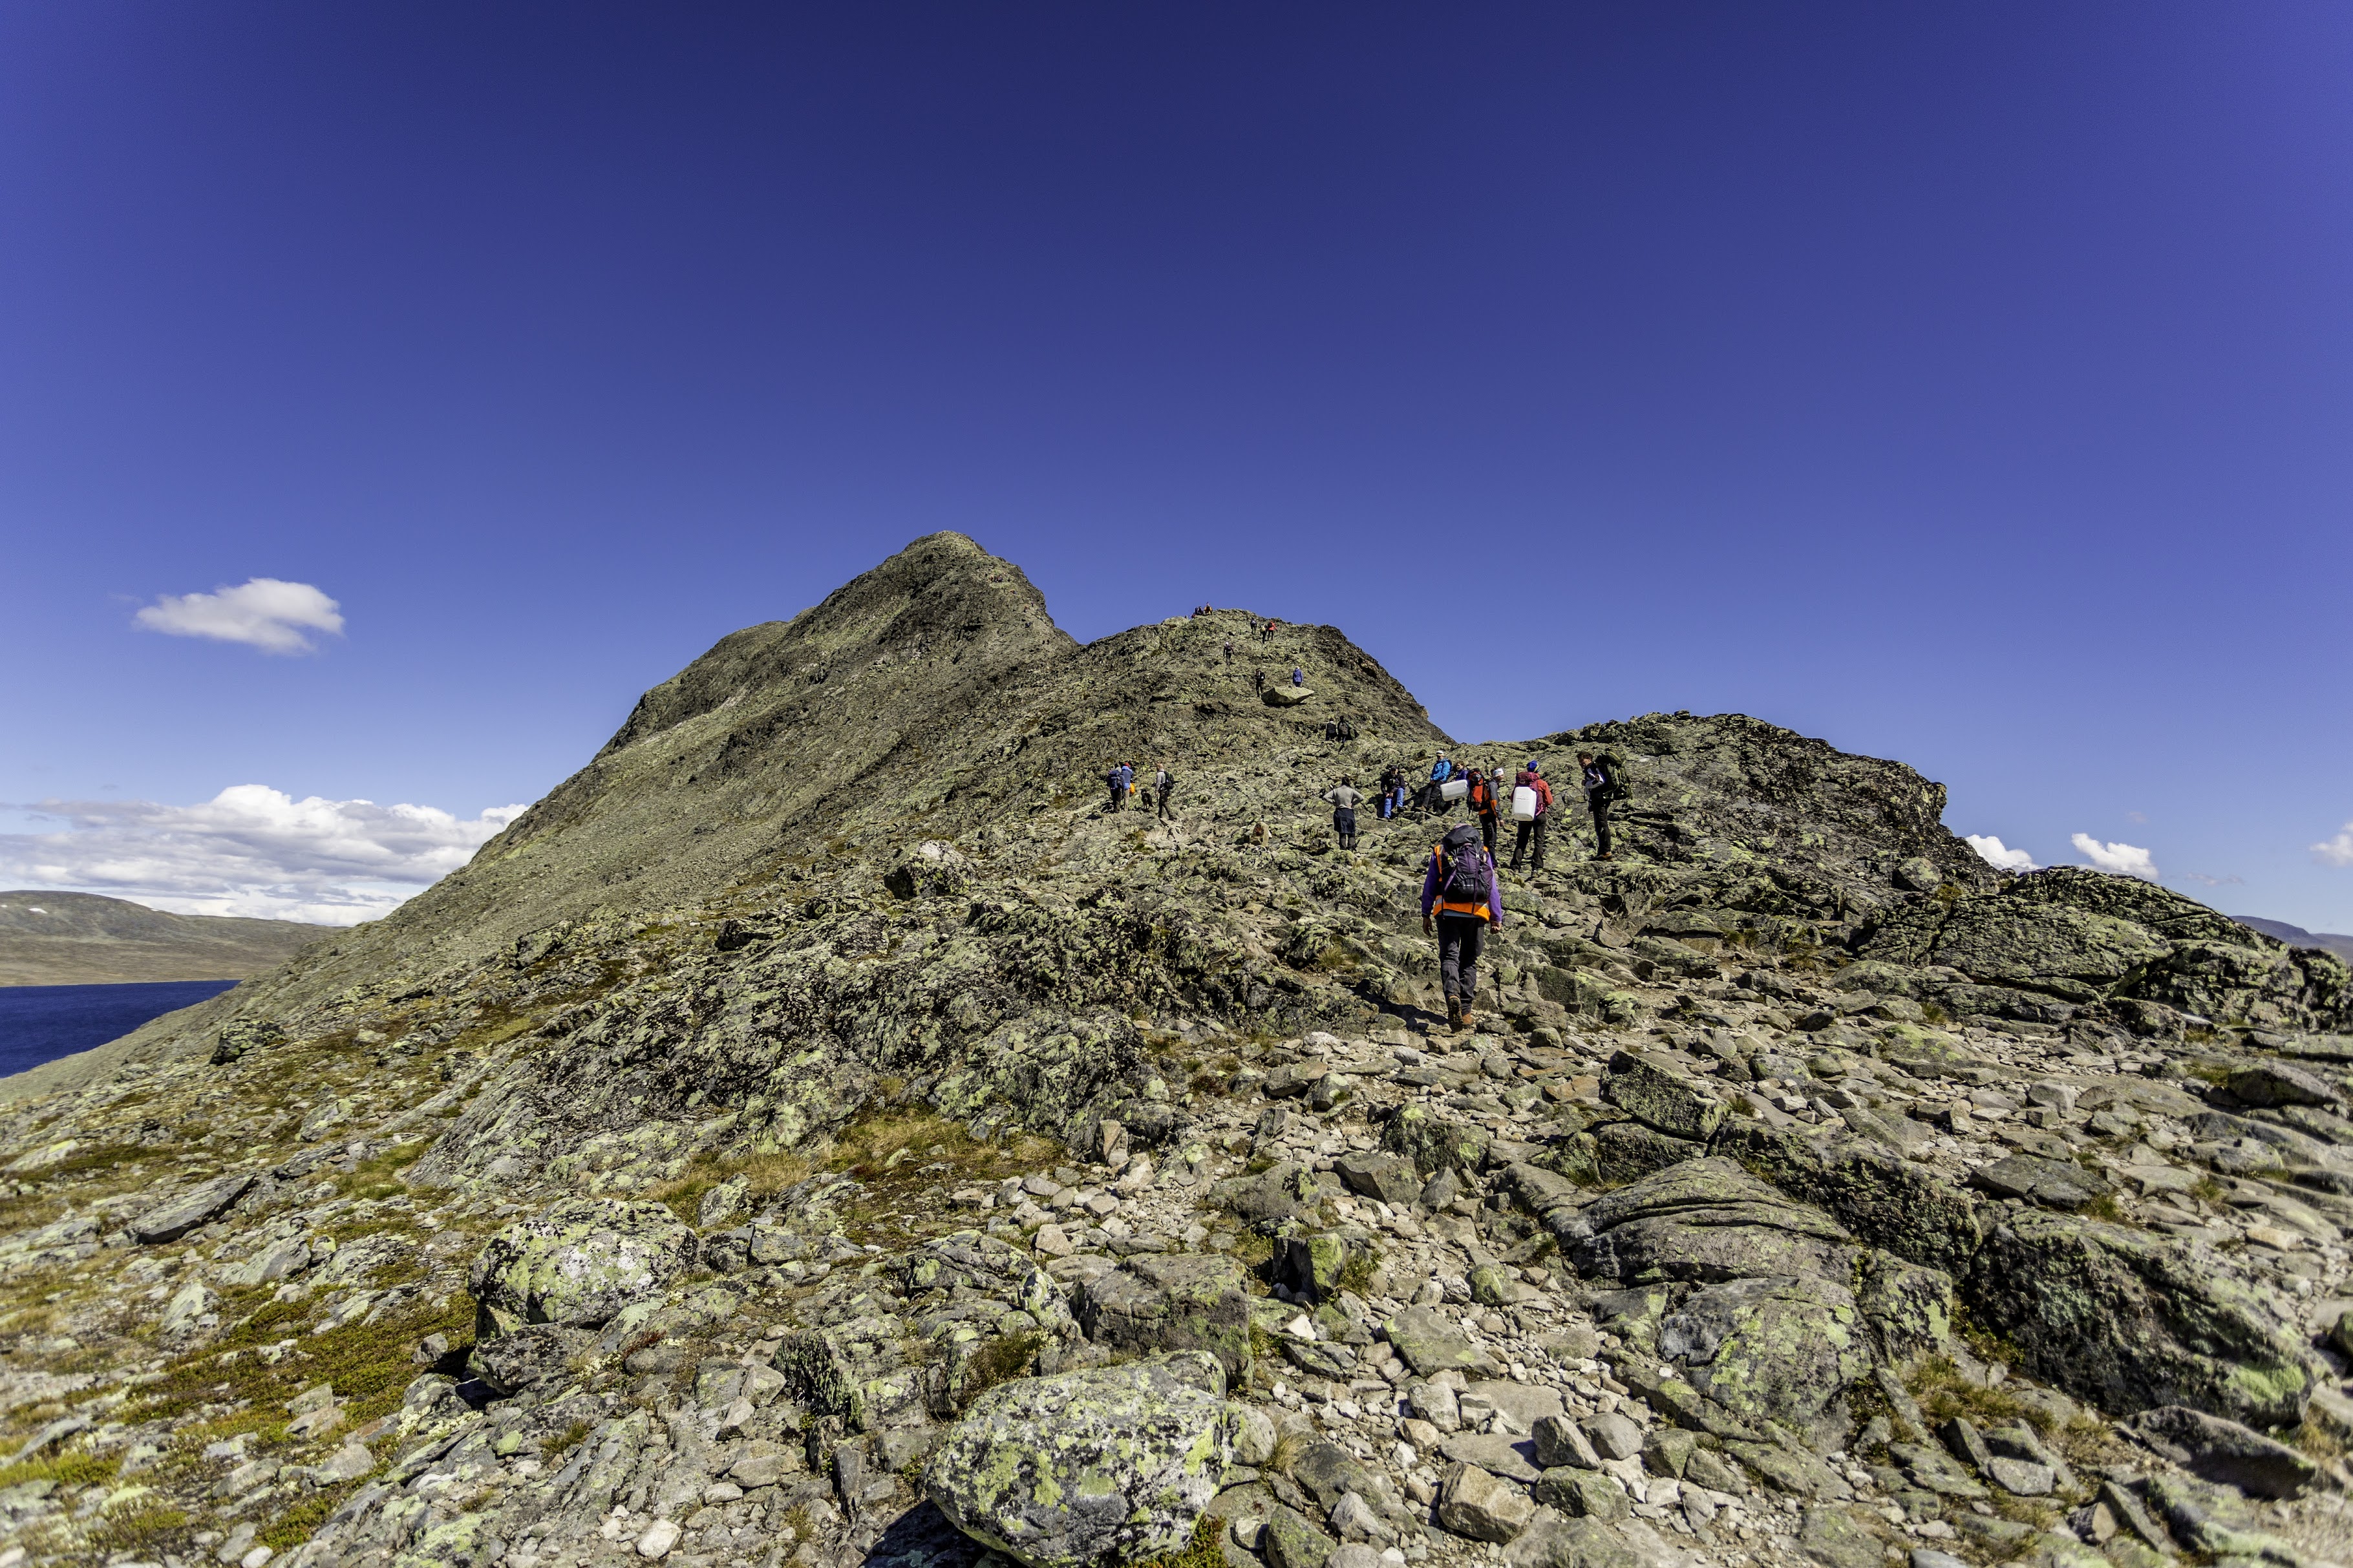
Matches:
[130,1291,473,1432]
[1135,1516,1224,1568]
[0,1446,120,1490]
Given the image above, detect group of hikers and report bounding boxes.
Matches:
[1103,760,1178,820]
[1400,752,1629,1031]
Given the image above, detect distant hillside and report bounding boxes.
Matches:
[2235,913,2353,964]
[0,891,329,986]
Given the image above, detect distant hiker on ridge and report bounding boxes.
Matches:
[1323,776,1363,852]
[1510,759,1553,873]
[1421,819,1504,1033]
[1580,751,1620,860]
[1291,666,1304,686]
[1469,765,1500,856]
[1107,761,1133,813]
[1378,763,1405,820]
[1154,763,1176,821]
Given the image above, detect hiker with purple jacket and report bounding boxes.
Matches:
[1420,820,1504,1033]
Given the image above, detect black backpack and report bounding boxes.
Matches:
[1593,752,1632,805]
[1437,825,1490,906]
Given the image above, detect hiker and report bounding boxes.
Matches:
[1336,715,1356,742]
[1292,666,1305,687]
[1377,763,1404,820]
[1107,761,1133,812]
[1421,754,1454,815]
[1223,639,1233,661]
[1421,820,1504,1032]
[1580,752,1621,859]
[1510,760,1554,872]
[1253,668,1264,694]
[1468,765,1500,856]
[1323,776,1363,851]
[1154,763,1175,820]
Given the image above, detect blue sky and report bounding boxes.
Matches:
[3,3,2350,927]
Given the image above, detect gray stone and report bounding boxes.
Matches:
[1969,1154,2109,1211]
[1531,1468,1628,1521]
[922,1351,1237,1568]
[1985,1457,2054,1496]
[1504,1514,1648,1568]
[1440,1432,1543,1484]
[1076,1253,1253,1378]
[1602,1050,1728,1141]
[130,1173,257,1245]
[469,1196,699,1337]
[2228,1061,2340,1108]
[1582,1412,1641,1462]
[1334,1152,1422,1208]
[1383,1305,1496,1377]
[1262,1503,1335,1568]
[1436,1461,1534,1543]
[1798,1507,1886,1568]
[1967,1210,2311,1428]
[1533,1415,1601,1470]
[467,1322,588,1395]
[2135,1404,2319,1498]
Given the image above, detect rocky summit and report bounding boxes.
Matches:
[4,534,2353,1568]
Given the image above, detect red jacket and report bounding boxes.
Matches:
[1515,771,1553,817]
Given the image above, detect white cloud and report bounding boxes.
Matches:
[134,578,345,653]
[0,786,526,924]
[2312,822,2353,867]
[1966,834,2037,873]
[2071,832,2158,880]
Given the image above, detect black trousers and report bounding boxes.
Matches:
[1332,808,1357,850]
[1477,813,1498,855]
[1438,915,1486,1006]
[1156,787,1173,820]
[1512,815,1548,871]
[1588,794,1612,856]
[1111,785,1127,812]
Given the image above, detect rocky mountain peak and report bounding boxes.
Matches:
[5,543,2353,1568]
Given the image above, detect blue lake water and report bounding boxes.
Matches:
[0,979,240,1079]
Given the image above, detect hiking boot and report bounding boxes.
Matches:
[1445,1000,1462,1032]
[1456,1005,1476,1034]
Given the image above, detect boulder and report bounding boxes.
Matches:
[1436,1461,1534,1543]
[885,840,973,900]
[1334,1152,1423,1207]
[1262,685,1315,707]
[2135,1404,2318,1498]
[1968,1154,2109,1212]
[1383,1105,1490,1175]
[1504,1514,1652,1568]
[131,1173,257,1245]
[209,1018,285,1066]
[469,1322,590,1396]
[468,1197,699,1338]
[1716,1125,1985,1275]
[773,1319,927,1432]
[1076,1253,1253,1379]
[1213,1160,1326,1225]
[1656,1275,1868,1446]
[1552,1157,1855,1286]
[2228,1061,2339,1108]
[1966,1209,2310,1427]
[1602,1050,1728,1141]
[1262,1503,1336,1568]
[1383,1304,1498,1377]
[923,1351,1239,1568]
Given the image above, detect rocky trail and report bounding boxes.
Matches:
[2,536,2351,1568]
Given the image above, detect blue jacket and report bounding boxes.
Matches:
[1431,759,1453,783]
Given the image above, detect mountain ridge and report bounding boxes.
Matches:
[5,536,2353,1568]
[0,890,328,987]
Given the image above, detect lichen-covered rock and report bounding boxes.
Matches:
[468,1196,697,1338]
[923,1350,1239,1568]
[1657,1275,1868,1446]
[467,1322,589,1395]
[209,1017,284,1066]
[1383,1104,1490,1175]
[1076,1253,1253,1378]
[1968,1209,2311,1427]
[1554,1156,1854,1286]
[885,840,974,900]
[130,1172,256,1245]
[1603,1050,1727,1141]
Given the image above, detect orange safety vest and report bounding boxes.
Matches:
[1432,841,1495,922]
